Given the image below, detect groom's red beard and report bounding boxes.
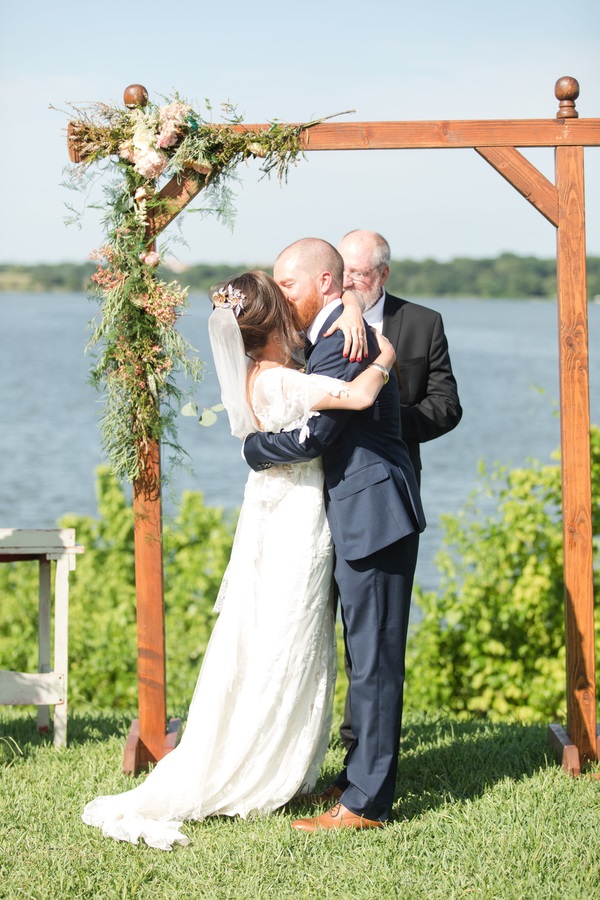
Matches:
[291,290,322,331]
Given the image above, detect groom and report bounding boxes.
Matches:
[243,238,426,829]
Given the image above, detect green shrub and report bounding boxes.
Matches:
[3,427,599,724]
[406,426,600,722]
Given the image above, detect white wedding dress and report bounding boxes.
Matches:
[82,368,344,850]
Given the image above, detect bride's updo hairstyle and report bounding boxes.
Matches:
[214,271,304,365]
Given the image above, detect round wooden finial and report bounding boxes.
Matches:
[124,84,149,109]
[555,76,579,118]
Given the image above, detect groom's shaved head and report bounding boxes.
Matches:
[276,238,344,291]
[273,237,344,330]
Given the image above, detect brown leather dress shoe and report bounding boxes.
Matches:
[292,803,385,832]
[300,783,343,805]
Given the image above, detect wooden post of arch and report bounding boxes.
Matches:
[550,79,597,771]
[68,83,213,774]
[476,78,597,772]
[119,85,215,774]
[68,76,600,776]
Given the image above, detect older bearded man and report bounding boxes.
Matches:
[335,229,463,750]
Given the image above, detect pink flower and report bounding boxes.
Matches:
[140,251,160,268]
[158,101,191,125]
[119,140,135,162]
[155,101,191,149]
[157,125,180,149]
[133,148,169,179]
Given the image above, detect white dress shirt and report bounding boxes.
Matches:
[362,289,386,333]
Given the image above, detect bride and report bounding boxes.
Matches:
[82,271,395,850]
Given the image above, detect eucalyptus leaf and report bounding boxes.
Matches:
[181,401,199,417]
[199,408,218,427]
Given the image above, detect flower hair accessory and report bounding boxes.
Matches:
[212,284,246,316]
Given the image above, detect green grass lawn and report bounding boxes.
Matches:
[1,708,599,899]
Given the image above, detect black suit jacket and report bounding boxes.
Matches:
[382,292,462,481]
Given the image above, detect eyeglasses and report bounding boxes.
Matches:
[344,266,381,282]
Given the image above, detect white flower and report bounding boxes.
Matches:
[130,108,159,152]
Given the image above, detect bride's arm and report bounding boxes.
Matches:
[311,330,395,411]
[321,290,369,361]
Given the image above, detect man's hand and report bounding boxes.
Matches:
[322,290,369,361]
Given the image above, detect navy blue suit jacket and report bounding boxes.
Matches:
[243,305,425,560]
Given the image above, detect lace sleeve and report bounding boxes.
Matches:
[252,368,346,434]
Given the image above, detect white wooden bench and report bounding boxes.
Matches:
[0,529,84,747]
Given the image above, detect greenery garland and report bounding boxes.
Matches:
[64,94,344,483]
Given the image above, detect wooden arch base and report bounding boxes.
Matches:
[548,725,600,778]
[123,717,181,775]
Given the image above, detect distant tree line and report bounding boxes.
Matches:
[2,253,600,299]
[385,254,600,300]
[0,262,97,293]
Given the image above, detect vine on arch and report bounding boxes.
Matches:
[64,93,346,481]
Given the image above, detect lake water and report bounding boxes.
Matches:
[1,292,599,594]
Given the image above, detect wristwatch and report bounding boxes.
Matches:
[370,363,389,385]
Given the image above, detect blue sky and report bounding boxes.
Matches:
[1,0,599,266]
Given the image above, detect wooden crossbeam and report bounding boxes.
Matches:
[230,119,600,151]
[67,120,600,171]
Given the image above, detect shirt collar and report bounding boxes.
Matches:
[307,298,343,344]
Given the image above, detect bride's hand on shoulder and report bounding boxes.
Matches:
[321,290,368,362]
[372,328,395,370]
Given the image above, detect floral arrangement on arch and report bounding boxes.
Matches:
[64,93,341,483]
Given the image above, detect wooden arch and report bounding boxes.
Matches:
[69,77,600,776]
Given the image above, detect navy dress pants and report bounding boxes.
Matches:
[333,531,419,821]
